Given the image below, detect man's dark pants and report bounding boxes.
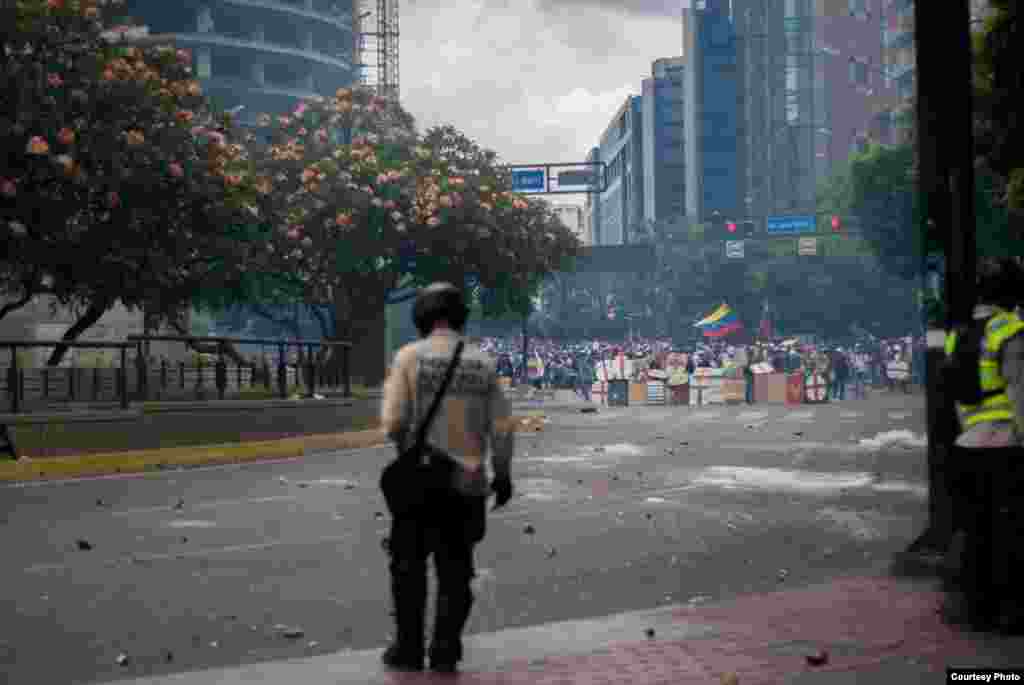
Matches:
[389,489,486,664]
[949,447,1024,627]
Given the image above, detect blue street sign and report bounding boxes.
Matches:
[511,168,545,193]
[766,215,817,235]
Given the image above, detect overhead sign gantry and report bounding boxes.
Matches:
[507,161,608,195]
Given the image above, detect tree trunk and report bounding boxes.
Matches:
[333,285,390,388]
[46,302,108,366]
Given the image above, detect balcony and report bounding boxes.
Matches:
[884,28,913,49]
[218,0,353,35]
[172,33,352,71]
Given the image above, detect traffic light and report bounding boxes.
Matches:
[726,221,738,236]
[831,215,842,233]
[742,220,757,239]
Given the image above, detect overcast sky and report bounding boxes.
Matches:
[400,0,684,202]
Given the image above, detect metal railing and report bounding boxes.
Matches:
[1,339,137,413]
[126,335,351,402]
[0,336,352,414]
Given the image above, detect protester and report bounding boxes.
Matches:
[380,283,515,673]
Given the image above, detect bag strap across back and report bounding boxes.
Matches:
[410,340,465,453]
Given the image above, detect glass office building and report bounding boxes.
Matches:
[121,0,359,123]
[641,57,687,223]
[683,0,740,223]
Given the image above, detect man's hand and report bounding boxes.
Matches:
[491,476,513,510]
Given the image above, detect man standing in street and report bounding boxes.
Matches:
[943,259,1024,634]
[380,283,516,673]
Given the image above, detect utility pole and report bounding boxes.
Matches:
[901,0,976,570]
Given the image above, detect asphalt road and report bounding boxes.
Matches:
[0,391,929,685]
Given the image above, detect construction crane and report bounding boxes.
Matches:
[357,0,399,100]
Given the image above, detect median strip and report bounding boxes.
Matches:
[0,414,545,482]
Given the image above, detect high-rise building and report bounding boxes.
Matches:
[119,1,361,123]
[734,0,897,221]
[683,0,740,224]
[641,57,687,223]
[587,96,644,246]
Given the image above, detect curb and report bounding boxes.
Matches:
[0,412,547,482]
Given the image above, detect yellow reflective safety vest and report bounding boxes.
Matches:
[945,308,1024,429]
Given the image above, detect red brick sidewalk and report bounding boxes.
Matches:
[440,577,1021,685]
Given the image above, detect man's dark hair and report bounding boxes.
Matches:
[977,258,1024,310]
[412,282,470,337]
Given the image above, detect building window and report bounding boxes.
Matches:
[849,58,870,86]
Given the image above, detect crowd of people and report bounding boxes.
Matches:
[475,333,928,402]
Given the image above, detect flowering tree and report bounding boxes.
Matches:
[0,0,255,363]
[241,89,581,384]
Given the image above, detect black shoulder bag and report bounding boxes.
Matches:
[380,341,464,518]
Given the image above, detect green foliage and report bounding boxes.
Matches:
[973,0,1024,216]
[1,0,256,352]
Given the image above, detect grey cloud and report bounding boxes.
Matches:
[527,0,684,18]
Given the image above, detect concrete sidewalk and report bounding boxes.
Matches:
[114,575,1023,685]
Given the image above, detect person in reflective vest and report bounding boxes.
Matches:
[942,258,1024,634]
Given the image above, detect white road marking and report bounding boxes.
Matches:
[689,411,723,421]
[111,495,298,517]
[165,520,216,529]
[782,410,815,421]
[858,430,926,449]
[736,411,768,422]
[692,466,875,493]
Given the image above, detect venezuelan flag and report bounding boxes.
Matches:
[694,304,743,338]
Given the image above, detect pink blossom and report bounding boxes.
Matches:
[26,136,49,155]
[168,162,184,178]
[427,216,441,227]
[297,127,308,136]
[293,103,307,117]
[376,173,390,185]
[0,178,16,197]
[47,73,63,87]
[287,228,301,240]
[107,191,120,208]
[177,49,192,64]
[383,199,396,210]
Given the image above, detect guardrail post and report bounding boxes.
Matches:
[119,346,128,409]
[215,343,227,401]
[263,356,272,392]
[196,354,206,398]
[342,344,351,398]
[305,343,315,398]
[69,365,76,402]
[160,358,168,398]
[178,361,185,391]
[41,366,49,400]
[277,344,287,399]
[8,346,19,414]
[92,366,100,401]
[136,343,147,401]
